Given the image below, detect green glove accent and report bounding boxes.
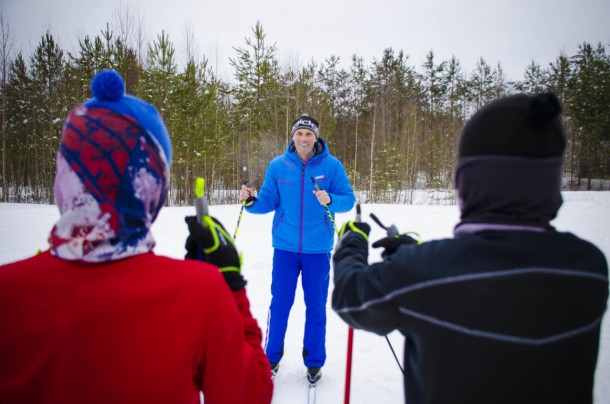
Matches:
[185,216,241,273]
[403,231,424,245]
[339,220,371,241]
[202,215,235,255]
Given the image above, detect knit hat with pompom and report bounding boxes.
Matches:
[458,93,564,158]
[49,70,171,262]
[454,93,566,235]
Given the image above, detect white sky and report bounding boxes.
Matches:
[3,0,610,82]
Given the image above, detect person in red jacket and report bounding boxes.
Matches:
[0,70,273,404]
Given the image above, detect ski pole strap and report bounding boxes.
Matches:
[202,216,235,254]
[403,231,424,245]
[200,216,242,273]
[370,212,423,244]
[218,259,242,274]
[339,221,369,241]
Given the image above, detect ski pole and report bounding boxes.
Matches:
[194,177,209,223]
[343,203,361,404]
[233,180,251,239]
[369,211,410,376]
[345,326,354,404]
[194,177,209,262]
[310,177,340,235]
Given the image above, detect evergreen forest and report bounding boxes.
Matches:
[1,14,609,205]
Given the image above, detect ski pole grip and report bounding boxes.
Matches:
[241,180,252,206]
[387,224,399,237]
[195,177,208,223]
[370,212,399,237]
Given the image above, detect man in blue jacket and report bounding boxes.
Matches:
[240,114,355,384]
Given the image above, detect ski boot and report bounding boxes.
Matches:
[270,362,280,380]
[306,367,322,386]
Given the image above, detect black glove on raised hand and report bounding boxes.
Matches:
[372,233,419,257]
[338,220,371,241]
[185,216,246,290]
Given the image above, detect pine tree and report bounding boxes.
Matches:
[568,42,610,189]
[229,21,281,188]
[514,61,548,94]
[467,57,496,112]
[29,32,66,203]
[346,55,367,189]
[367,48,417,202]
[6,54,33,202]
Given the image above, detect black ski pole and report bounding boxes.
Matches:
[369,211,406,376]
[233,180,251,239]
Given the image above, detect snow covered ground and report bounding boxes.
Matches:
[1,191,609,403]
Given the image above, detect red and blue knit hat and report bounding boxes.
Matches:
[50,70,171,262]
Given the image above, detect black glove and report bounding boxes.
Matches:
[185,216,246,290]
[372,233,418,257]
[338,220,371,240]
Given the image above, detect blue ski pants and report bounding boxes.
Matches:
[264,249,331,368]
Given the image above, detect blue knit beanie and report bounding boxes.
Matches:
[50,70,171,262]
[86,70,172,162]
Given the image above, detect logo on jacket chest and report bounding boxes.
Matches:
[313,175,327,185]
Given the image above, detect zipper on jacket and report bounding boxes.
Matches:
[299,166,306,253]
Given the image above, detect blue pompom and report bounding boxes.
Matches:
[91,70,125,102]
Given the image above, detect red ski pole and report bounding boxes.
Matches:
[344,203,361,404]
[344,326,354,404]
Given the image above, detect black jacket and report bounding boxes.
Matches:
[332,229,608,404]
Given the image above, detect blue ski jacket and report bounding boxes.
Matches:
[246,138,355,254]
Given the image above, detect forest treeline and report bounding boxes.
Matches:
[1,16,609,205]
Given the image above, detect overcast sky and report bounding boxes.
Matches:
[3,0,610,82]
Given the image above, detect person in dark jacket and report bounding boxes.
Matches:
[240,114,355,384]
[332,93,608,403]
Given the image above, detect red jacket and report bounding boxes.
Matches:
[0,251,273,404]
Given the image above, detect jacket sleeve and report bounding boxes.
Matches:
[331,231,401,335]
[327,158,356,213]
[232,288,274,404]
[199,276,272,404]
